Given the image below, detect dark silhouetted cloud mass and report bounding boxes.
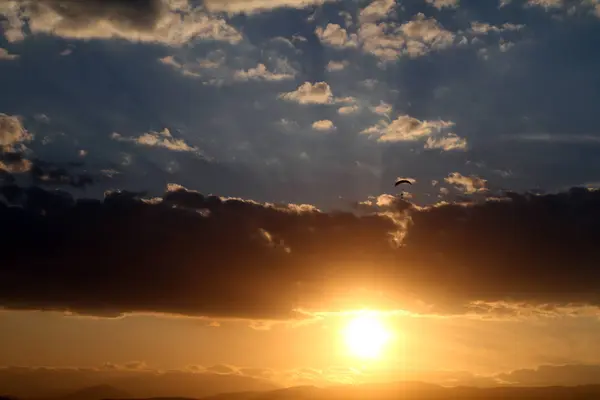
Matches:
[1,184,599,319]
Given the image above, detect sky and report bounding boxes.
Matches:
[2,0,600,395]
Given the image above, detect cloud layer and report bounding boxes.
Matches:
[1,184,600,319]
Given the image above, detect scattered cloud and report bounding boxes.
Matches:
[399,14,456,55]
[111,129,199,153]
[361,115,461,148]
[234,63,296,81]
[0,114,32,151]
[317,10,456,62]
[0,48,18,60]
[526,0,564,9]
[444,172,487,193]
[279,82,335,104]
[372,101,393,116]
[326,60,349,72]
[358,0,396,23]
[315,24,359,48]
[469,21,525,35]
[426,0,460,9]
[338,105,360,115]
[311,120,336,131]
[425,134,468,151]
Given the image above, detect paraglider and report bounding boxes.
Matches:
[394,178,413,199]
[394,179,412,187]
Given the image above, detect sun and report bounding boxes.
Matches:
[343,313,391,360]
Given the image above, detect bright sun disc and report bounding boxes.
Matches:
[343,313,391,360]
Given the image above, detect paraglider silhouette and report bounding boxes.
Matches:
[394,179,412,187]
[394,178,413,199]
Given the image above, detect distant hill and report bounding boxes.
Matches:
[108,372,278,398]
[57,385,132,400]
[197,381,600,400]
[1,372,278,400]
[7,380,600,400]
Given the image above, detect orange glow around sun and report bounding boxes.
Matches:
[342,313,392,360]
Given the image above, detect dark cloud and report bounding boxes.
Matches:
[1,184,600,319]
[1,0,241,44]
[29,159,95,188]
[27,0,165,31]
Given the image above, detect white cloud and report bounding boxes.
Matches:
[526,0,563,9]
[357,22,405,62]
[425,134,468,151]
[0,113,32,173]
[111,129,199,153]
[359,0,396,23]
[400,13,456,51]
[315,24,358,48]
[444,172,487,193]
[0,0,242,45]
[469,21,525,35]
[318,11,456,62]
[361,115,454,142]
[338,105,360,115]
[279,82,334,104]
[0,113,32,151]
[234,63,295,81]
[372,101,392,116]
[326,60,349,72]
[426,0,460,9]
[311,120,336,131]
[0,48,18,60]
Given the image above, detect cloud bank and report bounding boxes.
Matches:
[1,184,600,319]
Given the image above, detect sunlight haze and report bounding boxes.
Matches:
[1,0,600,398]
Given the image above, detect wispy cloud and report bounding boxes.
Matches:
[203,0,341,14]
[444,172,487,193]
[234,63,296,82]
[426,0,460,9]
[503,134,600,144]
[111,129,199,153]
[0,48,18,60]
[425,134,468,151]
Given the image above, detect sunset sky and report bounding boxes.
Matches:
[1,0,600,395]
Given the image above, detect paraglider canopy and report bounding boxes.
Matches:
[394,179,413,187]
